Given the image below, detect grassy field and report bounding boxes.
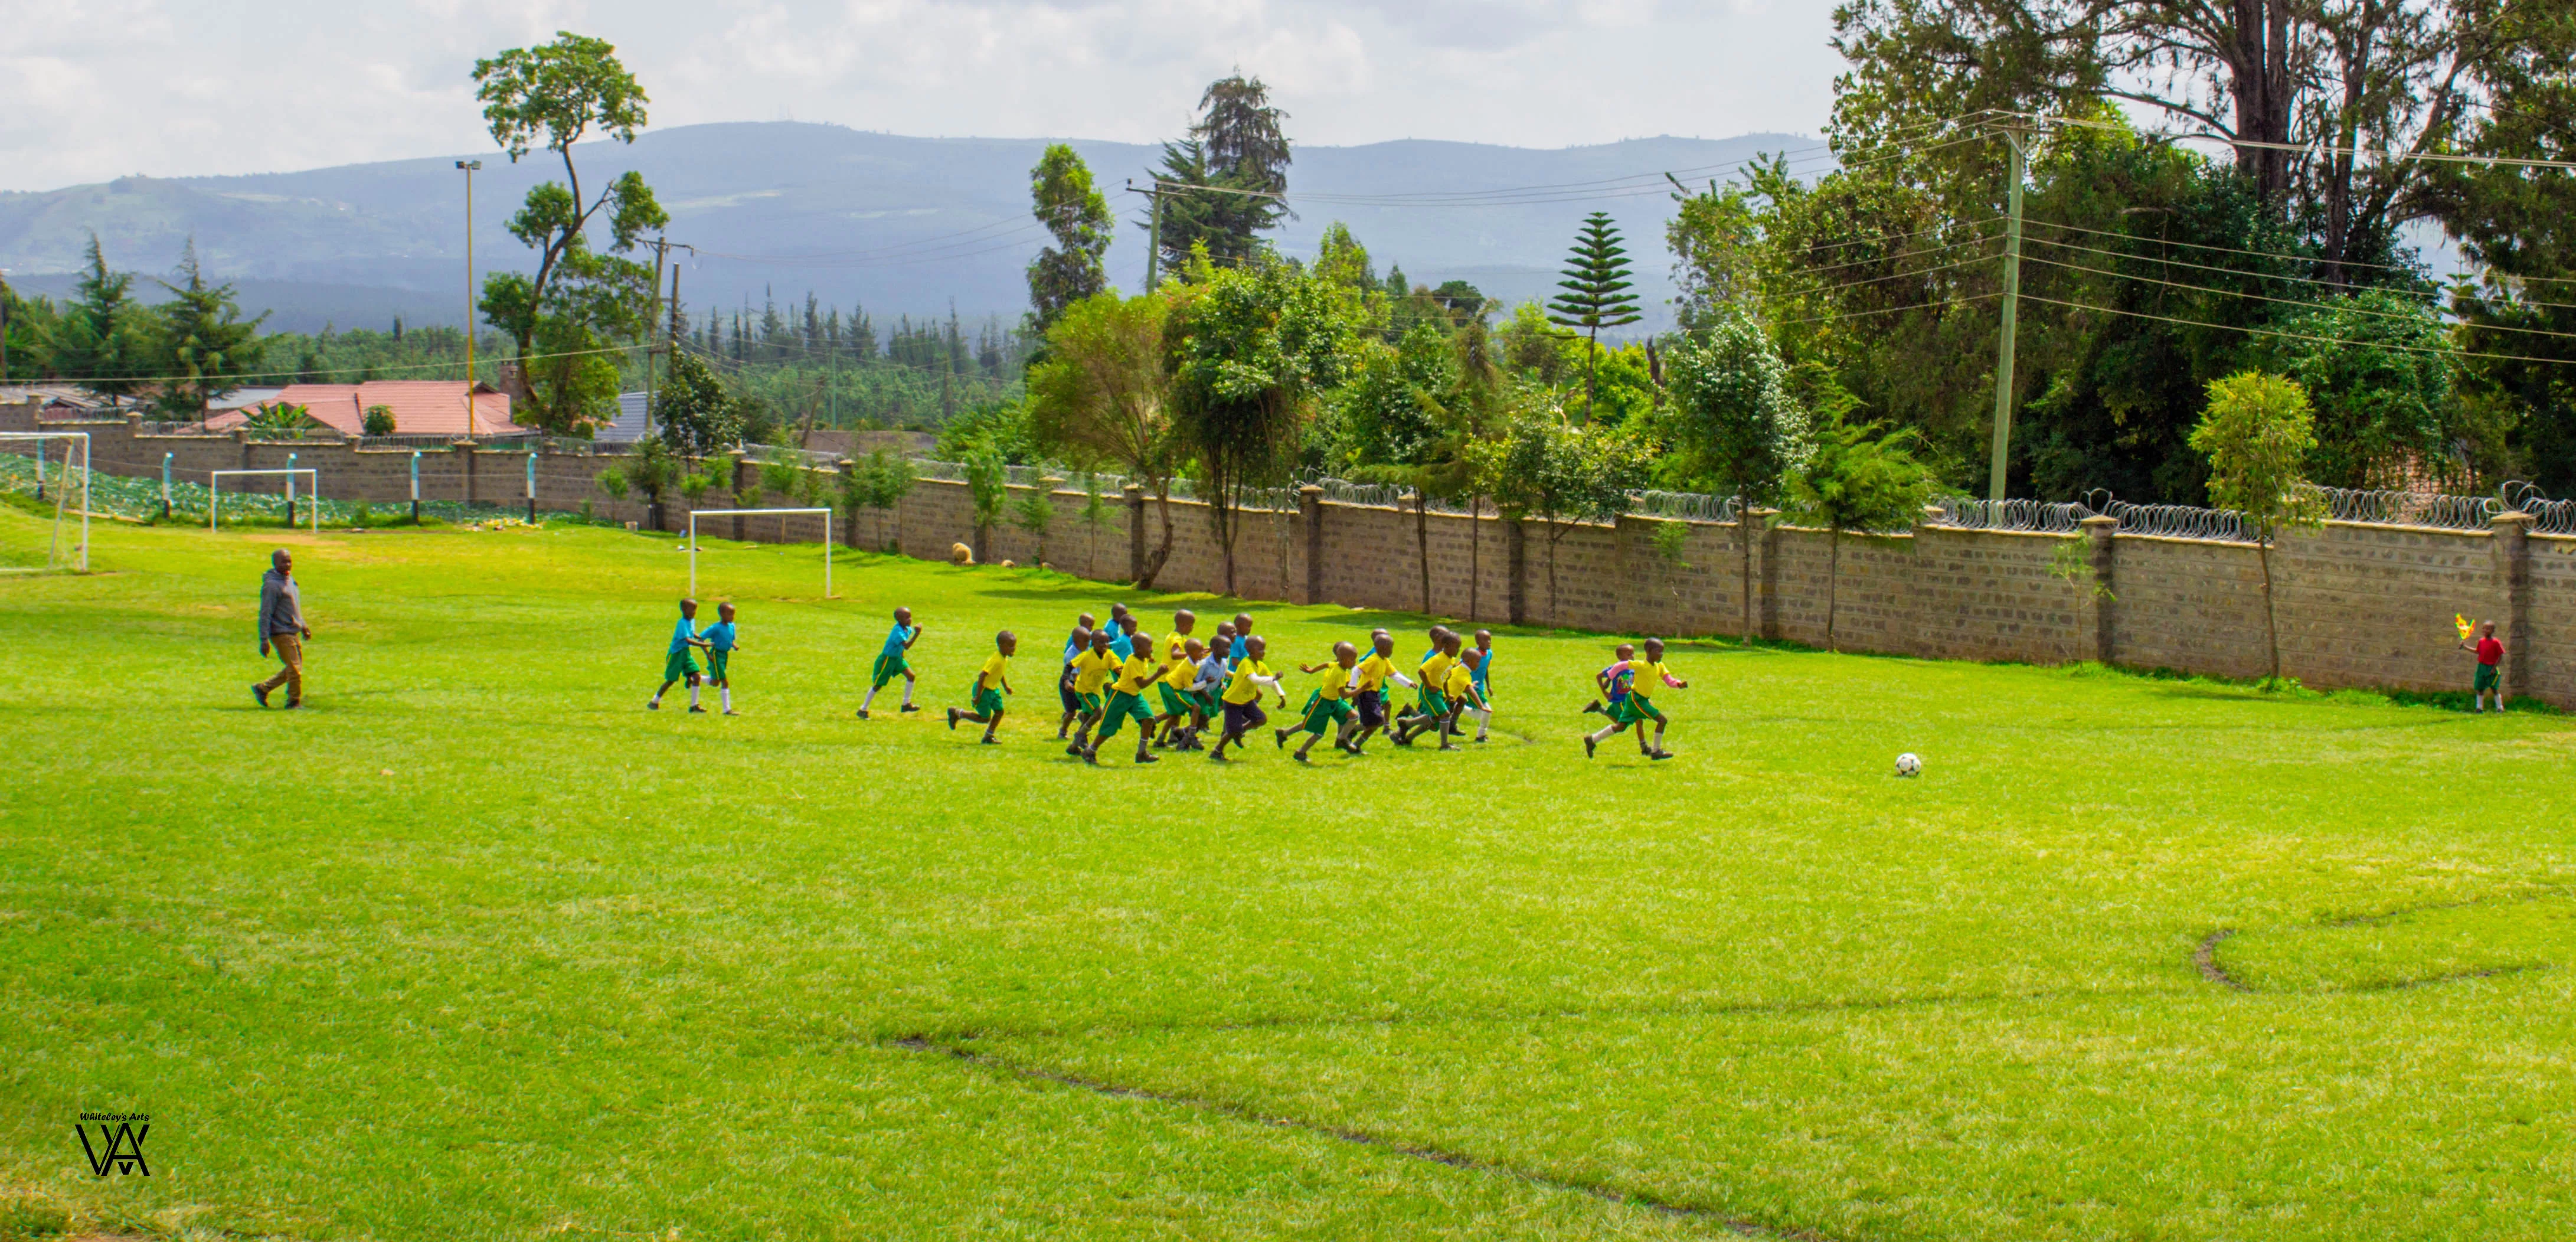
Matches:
[2,503,2572,1241]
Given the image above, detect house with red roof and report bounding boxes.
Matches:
[205,381,519,437]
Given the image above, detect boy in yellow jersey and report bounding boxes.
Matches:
[1055,613,1095,740]
[946,630,1017,744]
[1209,635,1288,762]
[1339,630,1415,754]
[1585,636,1688,760]
[1393,632,1459,747]
[1064,629,1123,757]
[1084,628,1166,766]
[1153,612,1200,747]
[1157,638,1212,750]
[1277,640,1361,761]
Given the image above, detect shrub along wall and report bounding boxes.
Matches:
[12,405,2567,705]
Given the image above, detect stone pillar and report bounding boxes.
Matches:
[1124,483,1146,584]
[1298,485,1324,604]
[2493,510,2533,702]
[729,453,748,541]
[1505,519,1528,626]
[458,442,476,504]
[2078,516,2117,665]
[838,460,859,548]
[1750,507,1781,640]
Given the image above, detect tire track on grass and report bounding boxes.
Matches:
[887,1034,1839,1240]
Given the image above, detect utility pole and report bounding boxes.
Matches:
[641,238,694,440]
[455,159,483,436]
[0,267,12,382]
[1127,181,1166,292]
[1986,128,2029,502]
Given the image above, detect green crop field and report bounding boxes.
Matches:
[3,501,2572,1241]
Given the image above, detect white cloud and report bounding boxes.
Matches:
[0,0,1840,191]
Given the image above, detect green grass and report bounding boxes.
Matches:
[3,504,2572,1240]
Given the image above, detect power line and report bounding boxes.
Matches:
[57,341,647,388]
[2017,292,2576,367]
[2021,111,2576,174]
[2019,251,2576,344]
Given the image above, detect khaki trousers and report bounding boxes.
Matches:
[258,633,304,704]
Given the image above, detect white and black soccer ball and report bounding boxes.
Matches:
[1894,752,1923,777]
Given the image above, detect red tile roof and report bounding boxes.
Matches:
[207,382,519,436]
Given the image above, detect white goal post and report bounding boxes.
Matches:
[686,508,835,599]
[0,431,90,574]
[209,469,321,534]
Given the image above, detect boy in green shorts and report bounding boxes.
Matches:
[1339,630,1414,754]
[947,630,1017,743]
[2462,619,2505,711]
[1278,641,1361,762]
[1085,629,1165,766]
[1395,635,1479,750]
[858,607,923,720]
[1209,636,1287,761]
[1064,628,1122,756]
[702,602,745,717]
[649,598,711,713]
[1158,637,1212,750]
[1056,615,1095,740]
[1586,638,1687,760]
[1394,632,1459,746]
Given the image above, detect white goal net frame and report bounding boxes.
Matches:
[209,469,321,534]
[686,508,835,599]
[0,431,91,574]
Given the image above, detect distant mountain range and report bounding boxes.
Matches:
[0,122,1815,335]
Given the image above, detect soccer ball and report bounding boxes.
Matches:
[1895,753,1922,777]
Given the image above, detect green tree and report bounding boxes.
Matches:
[655,352,746,455]
[50,236,151,401]
[2258,290,2455,489]
[1027,292,1180,586]
[613,437,679,528]
[1658,308,1812,642]
[1792,411,1936,651]
[1151,76,1292,273]
[1481,401,1650,623]
[1,276,56,381]
[1666,178,1766,332]
[1166,256,1351,595]
[472,32,668,431]
[363,405,398,437]
[149,241,269,423]
[1009,483,1057,567]
[1027,145,1114,334]
[962,447,1008,563]
[843,448,918,550]
[2188,371,2326,682]
[1546,212,1643,420]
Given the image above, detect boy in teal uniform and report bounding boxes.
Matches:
[1583,643,1636,716]
[948,630,1018,743]
[649,598,710,714]
[702,602,745,716]
[1279,641,1361,762]
[858,607,923,719]
[1468,629,1496,741]
[1085,629,1166,765]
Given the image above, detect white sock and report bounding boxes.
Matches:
[688,684,701,707]
[1472,707,1491,733]
[861,686,878,711]
[902,679,916,706]
[721,688,733,711]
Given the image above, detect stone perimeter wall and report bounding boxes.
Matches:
[12,406,2569,705]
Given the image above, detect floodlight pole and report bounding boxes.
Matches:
[1986,128,2030,503]
[456,159,483,437]
[410,450,422,522]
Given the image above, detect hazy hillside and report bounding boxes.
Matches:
[0,123,1813,334]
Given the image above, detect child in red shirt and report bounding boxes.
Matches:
[2460,619,2504,712]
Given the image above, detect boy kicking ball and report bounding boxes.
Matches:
[2461,619,2505,711]
[702,603,745,715]
[948,630,1016,743]
[858,607,923,719]
[1585,638,1687,760]
[648,598,711,713]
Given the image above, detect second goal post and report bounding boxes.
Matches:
[685,508,835,599]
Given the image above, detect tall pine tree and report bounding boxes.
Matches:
[51,235,150,400]
[152,240,269,421]
[1027,143,1113,333]
[1546,212,1642,421]
[1150,76,1292,273]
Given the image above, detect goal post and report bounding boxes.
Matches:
[0,431,90,574]
[209,469,321,534]
[686,508,834,599]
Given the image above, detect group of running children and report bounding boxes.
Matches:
[648,598,1692,760]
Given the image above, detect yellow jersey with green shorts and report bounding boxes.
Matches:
[1068,648,1119,714]
[972,652,1009,716]
[1442,663,1473,710]
[1096,651,1163,740]
[1611,660,1671,725]
[1416,651,1456,716]
[1157,652,1203,718]
[1297,662,1355,734]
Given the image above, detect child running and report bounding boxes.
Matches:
[1085,628,1165,765]
[1208,635,1287,761]
[1585,638,1688,760]
[1279,641,1362,762]
[1468,629,1496,742]
[1155,612,1200,747]
[1158,638,1212,750]
[1339,630,1414,754]
[702,602,744,716]
[1055,615,1095,739]
[947,630,1017,743]
[2463,619,2505,711]
[858,607,923,719]
[648,598,710,713]
[1395,633,1477,750]
[1064,629,1122,756]
[1583,643,1637,717]
[1394,630,1459,746]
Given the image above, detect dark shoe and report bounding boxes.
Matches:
[947,708,960,731]
[648,699,661,711]
[857,708,870,720]
[1273,728,1287,749]
[724,710,740,717]
[1208,750,1228,762]
[900,703,921,713]
[253,684,270,707]
[688,705,707,714]
[1083,747,1100,766]
[1437,743,1460,752]
[980,736,999,745]
[1581,701,1603,715]
[1650,749,1674,760]
[1584,736,1597,759]
[1066,742,1086,757]
[1135,752,1159,764]
[281,700,302,710]
[1292,751,1310,764]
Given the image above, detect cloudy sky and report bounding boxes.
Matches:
[0,0,1841,193]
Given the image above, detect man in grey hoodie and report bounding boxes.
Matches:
[254,548,311,708]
